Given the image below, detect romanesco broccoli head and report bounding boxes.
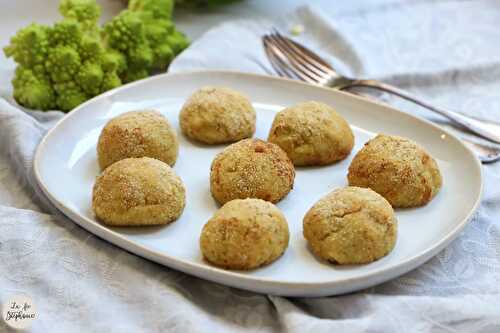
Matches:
[103,0,189,82]
[4,0,122,112]
[4,0,189,112]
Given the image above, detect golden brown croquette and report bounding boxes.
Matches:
[210,138,295,204]
[200,198,289,270]
[179,86,256,144]
[97,110,178,170]
[268,101,354,166]
[92,157,185,226]
[348,134,442,208]
[303,186,397,265]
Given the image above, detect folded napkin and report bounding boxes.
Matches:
[1,3,500,332]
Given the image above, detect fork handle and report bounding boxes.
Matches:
[340,79,500,144]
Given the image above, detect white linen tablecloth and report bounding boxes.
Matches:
[1,2,500,332]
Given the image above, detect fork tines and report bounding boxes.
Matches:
[262,29,335,85]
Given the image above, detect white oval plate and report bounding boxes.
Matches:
[34,71,482,297]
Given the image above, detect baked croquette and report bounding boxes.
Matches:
[179,86,256,144]
[348,134,442,208]
[210,138,295,204]
[97,110,178,170]
[200,198,289,270]
[268,101,354,166]
[303,186,397,264]
[92,157,186,226]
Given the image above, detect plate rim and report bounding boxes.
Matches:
[33,69,483,296]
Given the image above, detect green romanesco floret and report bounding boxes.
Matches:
[101,49,127,73]
[54,81,89,111]
[4,24,56,110]
[59,0,101,34]
[104,10,145,52]
[142,19,175,69]
[128,43,154,70]
[79,34,103,62]
[124,68,150,82]
[45,45,82,83]
[101,71,122,91]
[4,0,189,112]
[77,62,104,95]
[4,24,50,68]
[49,20,83,48]
[103,0,189,82]
[167,30,189,54]
[12,67,56,110]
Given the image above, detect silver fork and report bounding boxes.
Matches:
[262,31,500,163]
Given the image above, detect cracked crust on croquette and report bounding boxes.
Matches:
[97,110,178,170]
[200,198,289,270]
[179,86,256,144]
[92,157,186,226]
[303,186,397,265]
[348,134,442,208]
[210,138,295,204]
[268,101,354,166]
